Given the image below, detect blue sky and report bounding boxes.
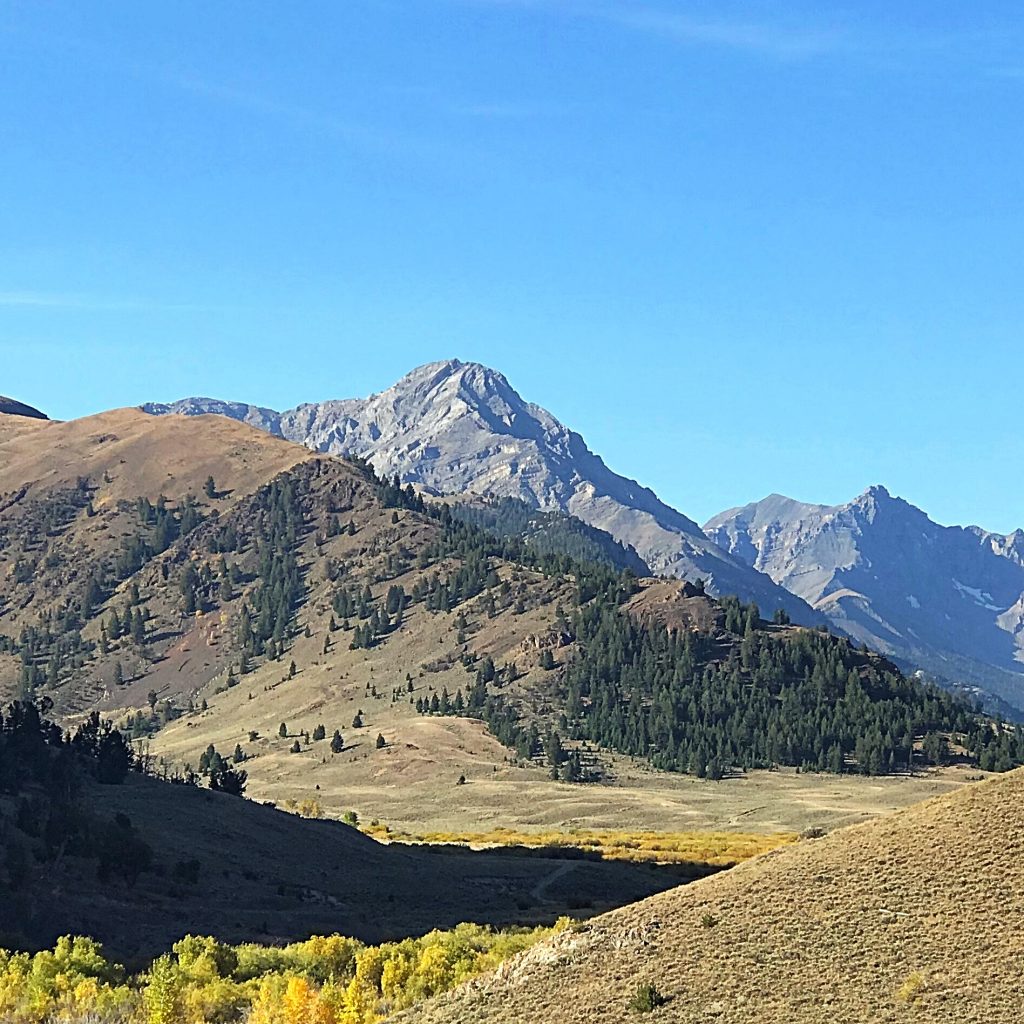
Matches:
[2,1,1022,532]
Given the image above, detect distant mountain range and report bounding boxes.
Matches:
[704,487,1024,712]
[143,359,819,625]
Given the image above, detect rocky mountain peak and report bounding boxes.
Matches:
[705,487,1024,710]
[139,362,821,624]
[861,483,891,501]
[370,359,566,448]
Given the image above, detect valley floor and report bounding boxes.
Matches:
[254,756,983,838]
[156,686,982,838]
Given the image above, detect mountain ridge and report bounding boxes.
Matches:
[704,487,1024,709]
[142,359,820,625]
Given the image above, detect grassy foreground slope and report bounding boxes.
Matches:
[399,768,1024,1023]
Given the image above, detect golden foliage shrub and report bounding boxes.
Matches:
[0,920,566,1024]
[361,824,795,866]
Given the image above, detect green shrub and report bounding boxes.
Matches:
[629,981,668,1013]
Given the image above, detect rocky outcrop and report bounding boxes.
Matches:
[0,395,47,419]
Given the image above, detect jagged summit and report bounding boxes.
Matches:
[705,487,1024,709]
[141,396,282,434]
[141,362,819,624]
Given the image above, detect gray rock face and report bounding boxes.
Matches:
[143,359,819,623]
[705,487,1024,708]
[141,398,280,435]
[0,396,47,419]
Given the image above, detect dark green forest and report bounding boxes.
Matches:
[370,474,1024,777]
[449,496,650,576]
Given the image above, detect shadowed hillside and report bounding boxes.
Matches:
[0,702,683,962]
[0,397,47,420]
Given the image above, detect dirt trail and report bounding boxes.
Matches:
[530,861,578,901]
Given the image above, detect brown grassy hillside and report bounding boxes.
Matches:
[0,409,317,705]
[399,768,1024,1023]
[0,407,1000,847]
[0,407,312,501]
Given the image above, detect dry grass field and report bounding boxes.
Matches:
[151,592,984,841]
[397,767,1024,1023]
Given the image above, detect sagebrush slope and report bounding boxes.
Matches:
[400,769,1024,1023]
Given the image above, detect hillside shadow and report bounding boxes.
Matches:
[9,775,698,963]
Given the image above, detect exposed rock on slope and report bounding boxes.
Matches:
[143,361,819,624]
[704,487,1024,708]
[397,769,1024,1024]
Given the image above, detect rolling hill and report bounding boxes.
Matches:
[397,767,1024,1023]
[1,408,1017,785]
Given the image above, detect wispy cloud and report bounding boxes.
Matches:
[456,0,845,61]
[596,6,841,60]
[171,74,385,148]
[445,99,576,119]
[169,72,495,172]
[0,291,214,312]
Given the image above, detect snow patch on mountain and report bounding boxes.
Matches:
[705,488,1024,709]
